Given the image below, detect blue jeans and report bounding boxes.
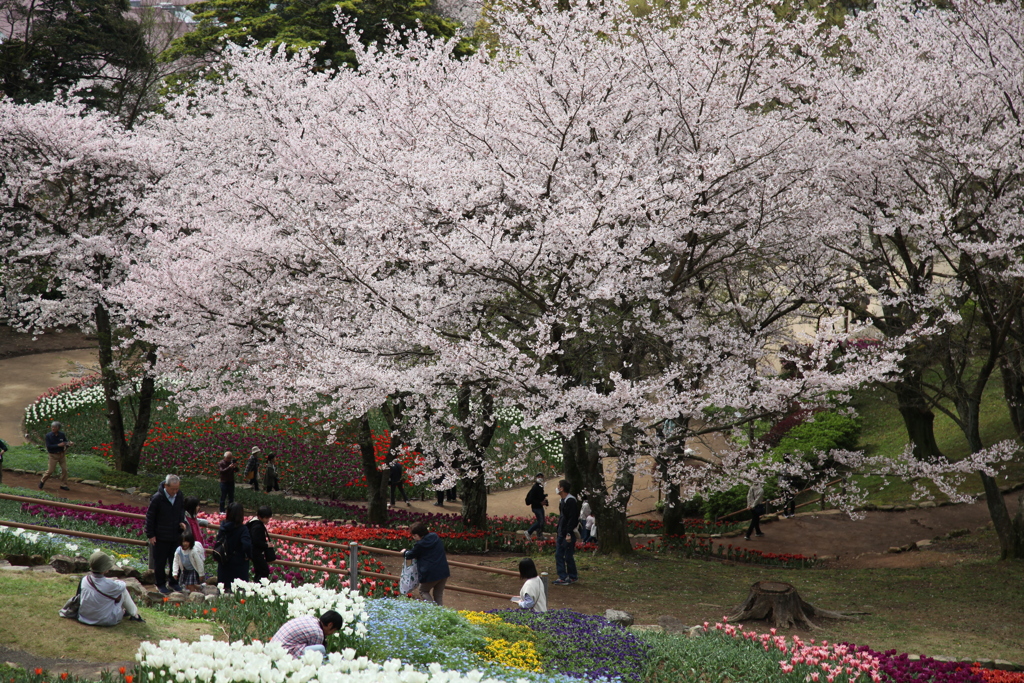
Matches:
[555,532,577,581]
[527,506,545,538]
[219,482,235,512]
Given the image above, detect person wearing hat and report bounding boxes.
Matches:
[244,446,261,492]
[78,550,144,626]
[40,421,73,491]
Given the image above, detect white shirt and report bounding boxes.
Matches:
[519,576,547,613]
[78,573,128,626]
[173,544,206,578]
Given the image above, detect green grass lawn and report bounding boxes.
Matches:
[851,383,1023,503]
[3,445,114,482]
[480,530,1024,663]
[0,572,220,662]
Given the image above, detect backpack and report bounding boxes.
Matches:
[209,528,230,564]
[246,519,277,563]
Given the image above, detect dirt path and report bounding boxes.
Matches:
[0,645,131,680]
[0,348,99,447]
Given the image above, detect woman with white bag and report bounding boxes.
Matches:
[404,522,450,605]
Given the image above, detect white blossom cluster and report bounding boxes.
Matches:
[232,579,369,638]
[136,637,521,683]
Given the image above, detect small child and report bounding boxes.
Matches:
[173,531,206,590]
[512,558,547,613]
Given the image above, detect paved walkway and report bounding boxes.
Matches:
[0,349,99,446]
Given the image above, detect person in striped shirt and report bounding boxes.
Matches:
[270,611,344,660]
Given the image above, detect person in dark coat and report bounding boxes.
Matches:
[524,473,548,541]
[388,460,410,507]
[404,522,450,605]
[264,453,281,492]
[216,502,252,592]
[248,505,274,582]
[551,479,579,586]
[146,474,186,594]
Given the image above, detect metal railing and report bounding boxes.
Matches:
[0,492,517,600]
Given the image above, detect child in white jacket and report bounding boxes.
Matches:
[172,531,206,589]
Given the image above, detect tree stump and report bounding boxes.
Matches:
[730,581,852,630]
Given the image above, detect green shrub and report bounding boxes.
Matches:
[774,411,861,464]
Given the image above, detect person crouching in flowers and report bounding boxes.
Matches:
[512,558,547,613]
[77,550,145,625]
[270,611,344,660]
[404,522,450,606]
[172,530,205,591]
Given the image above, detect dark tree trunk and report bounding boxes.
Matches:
[456,386,495,530]
[661,481,686,536]
[564,430,633,555]
[731,581,852,630]
[125,346,158,473]
[894,381,944,460]
[979,472,1024,560]
[357,414,389,526]
[95,304,133,473]
[1000,350,1024,438]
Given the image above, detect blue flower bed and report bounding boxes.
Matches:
[492,609,651,683]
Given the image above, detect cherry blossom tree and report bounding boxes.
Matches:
[818,0,1024,557]
[117,0,1024,553]
[0,99,167,472]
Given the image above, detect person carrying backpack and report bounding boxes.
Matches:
[524,473,548,541]
[0,437,8,485]
[215,502,252,592]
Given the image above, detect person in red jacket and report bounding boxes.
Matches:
[218,452,239,513]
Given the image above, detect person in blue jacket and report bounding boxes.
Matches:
[404,522,450,605]
[216,502,252,593]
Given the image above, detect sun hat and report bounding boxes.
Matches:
[251,446,261,454]
[88,550,114,574]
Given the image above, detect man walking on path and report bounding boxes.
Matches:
[389,459,410,507]
[218,451,239,512]
[524,473,548,541]
[146,474,185,594]
[551,479,579,586]
[744,480,765,541]
[40,421,72,491]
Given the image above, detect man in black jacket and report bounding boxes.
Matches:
[248,505,275,581]
[389,460,410,507]
[524,473,548,541]
[146,474,185,594]
[551,479,579,586]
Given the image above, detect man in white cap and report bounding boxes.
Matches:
[244,446,261,492]
[40,421,73,491]
[78,550,144,626]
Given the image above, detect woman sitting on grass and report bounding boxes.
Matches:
[513,558,547,613]
[77,550,144,625]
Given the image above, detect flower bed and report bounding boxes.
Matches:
[19,500,147,536]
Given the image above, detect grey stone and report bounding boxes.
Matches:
[73,556,90,573]
[122,577,146,604]
[187,592,207,604]
[28,554,44,566]
[50,554,77,574]
[908,655,921,662]
[205,594,218,603]
[994,660,1021,671]
[145,591,165,606]
[106,568,127,578]
[947,528,970,539]
[877,505,895,511]
[141,569,156,585]
[201,585,221,597]
[688,625,704,638]
[919,501,937,508]
[887,546,903,554]
[165,592,187,604]
[0,564,29,571]
[81,480,102,486]
[6,554,31,566]
[605,609,634,627]
[31,565,57,573]
[657,615,686,634]
[916,539,932,549]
